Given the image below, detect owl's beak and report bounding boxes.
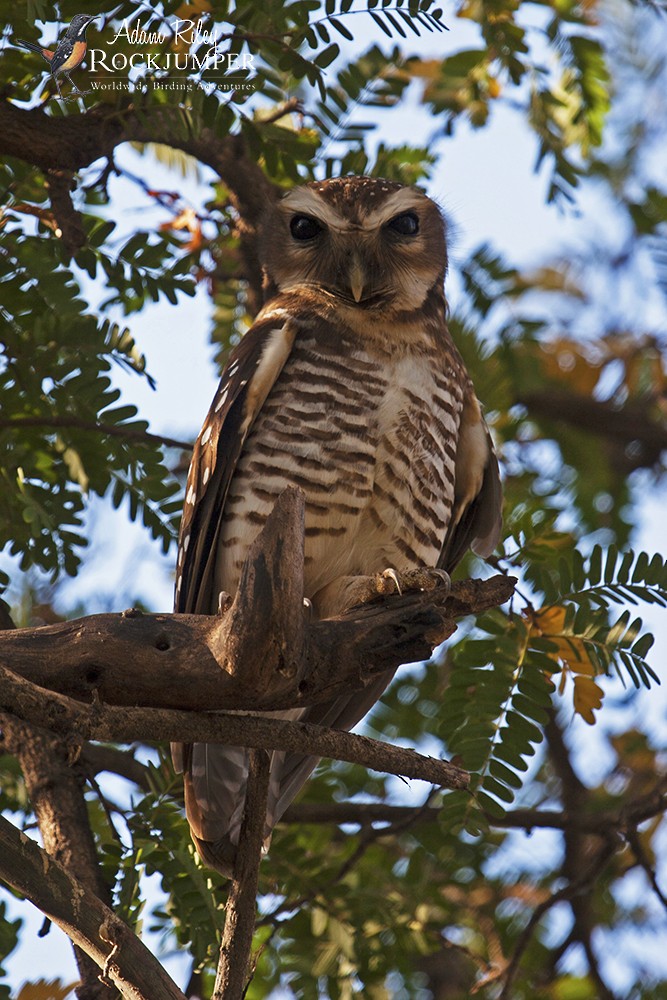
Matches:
[348,254,366,303]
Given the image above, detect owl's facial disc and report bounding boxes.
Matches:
[262,178,446,311]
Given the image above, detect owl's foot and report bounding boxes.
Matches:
[312,568,450,617]
[378,567,451,597]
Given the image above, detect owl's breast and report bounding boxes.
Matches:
[215,332,384,595]
[215,328,462,600]
[354,349,463,575]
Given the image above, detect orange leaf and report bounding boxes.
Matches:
[573,675,604,725]
[533,606,594,674]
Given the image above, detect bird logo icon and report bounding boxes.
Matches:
[17,13,99,99]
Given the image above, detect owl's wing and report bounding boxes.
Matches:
[171,318,295,779]
[437,387,503,573]
[175,320,296,616]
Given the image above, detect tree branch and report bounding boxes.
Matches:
[0,415,192,451]
[1,714,118,999]
[44,169,87,257]
[518,389,667,472]
[0,812,186,1000]
[0,575,514,714]
[0,100,278,310]
[80,745,151,792]
[1,604,116,998]
[213,750,271,1000]
[497,837,619,1000]
[0,665,469,790]
[0,486,511,999]
[284,795,667,836]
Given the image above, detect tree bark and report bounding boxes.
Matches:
[213,750,271,1000]
[0,812,187,1000]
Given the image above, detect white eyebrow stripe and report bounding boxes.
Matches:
[363,188,429,227]
[281,188,343,229]
[281,184,433,233]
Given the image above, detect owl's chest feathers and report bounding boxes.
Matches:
[219,323,462,594]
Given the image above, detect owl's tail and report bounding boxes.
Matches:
[173,672,394,878]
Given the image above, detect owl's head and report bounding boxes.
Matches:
[261,177,447,312]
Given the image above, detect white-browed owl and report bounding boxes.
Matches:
[172,176,502,877]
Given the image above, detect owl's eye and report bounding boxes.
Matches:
[290,215,323,241]
[387,212,420,236]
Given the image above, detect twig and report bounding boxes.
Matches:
[255,97,303,125]
[0,415,191,451]
[497,838,618,1000]
[213,750,271,999]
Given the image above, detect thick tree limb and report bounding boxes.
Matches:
[213,750,271,1000]
[0,578,514,713]
[0,813,186,1000]
[0,100,276,309]
[0,487,509,812]
[0,102,275,217]
[1,713,120,1000]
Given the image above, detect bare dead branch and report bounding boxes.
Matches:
[0,664,469,789]
[213,750,271,1000]
[0,576,514,714]
[219,486,307,690]
[0,812,186,1000]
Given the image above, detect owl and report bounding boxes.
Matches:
[172,176,502,877]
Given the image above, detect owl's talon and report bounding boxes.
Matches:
[217,591,232,614]
[303,597,314,619]
[376,567,451,598]
[400,568,451,593]
[380,568,403,595]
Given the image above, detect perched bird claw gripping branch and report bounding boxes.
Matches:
[172,176,503,877]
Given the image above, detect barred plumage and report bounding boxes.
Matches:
[173,176,502,877]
